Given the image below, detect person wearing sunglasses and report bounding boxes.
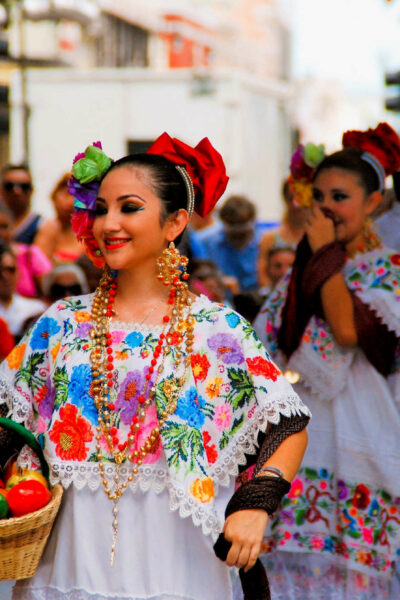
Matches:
[42,263,89,304]
[0,241,46,341]
[0,163,44,245]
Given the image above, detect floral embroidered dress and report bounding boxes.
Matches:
[252,247,400,600]
[0,293,309,600]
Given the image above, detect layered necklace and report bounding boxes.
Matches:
[89,243,195,564]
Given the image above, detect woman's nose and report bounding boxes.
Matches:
[103,209,121,233]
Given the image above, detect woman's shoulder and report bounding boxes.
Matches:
[191,294,254,333]
[39,293,94,322]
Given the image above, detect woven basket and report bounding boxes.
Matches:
[0,417,63,581]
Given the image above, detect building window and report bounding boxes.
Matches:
[96,15,149,67]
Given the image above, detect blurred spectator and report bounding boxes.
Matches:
[0,204,52,298]
[232,291,264,324]
[0,241,46,341]
[201,195,262,292]
[43,263,89,304]
[76,253,102,293]
[375,171,400,250]
[34,172,84,263]
[258,179,307,287]
[188,259,227,303]
[190,209,222,241]
[259,246,295,297]
[177,227,208,263]
[0,163,44,245]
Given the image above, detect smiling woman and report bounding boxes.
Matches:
[253,122,400,600]
[0,133,310,600]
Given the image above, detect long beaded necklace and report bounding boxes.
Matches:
[89,243,195,564]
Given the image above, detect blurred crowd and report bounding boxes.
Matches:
[1,159,399,359]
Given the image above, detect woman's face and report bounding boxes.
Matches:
[313,168,380,248]
[93,166,182,272]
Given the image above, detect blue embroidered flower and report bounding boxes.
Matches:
[68,364,97,422]
[125,331,144,348]
[31,317,61,350]
[176,386,206,429]
[225,312,240,328]
[323,537,334,553]
[368,498,380,518]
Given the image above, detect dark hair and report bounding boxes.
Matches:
[267,245,296,260]
[104,154,188,220]
[219,195,256,224]
[313,147,380,195]
[1,163,31,181]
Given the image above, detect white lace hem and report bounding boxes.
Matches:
[12,586,201,600]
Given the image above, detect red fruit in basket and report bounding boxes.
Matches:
[7,480,52,517]
[0,489,9,518]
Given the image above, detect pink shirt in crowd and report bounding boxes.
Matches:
[15,243,53,297]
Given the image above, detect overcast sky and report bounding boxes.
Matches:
[286,0,400,93]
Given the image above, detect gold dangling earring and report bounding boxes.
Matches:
[156,242,189,287]
[362,217,382,253]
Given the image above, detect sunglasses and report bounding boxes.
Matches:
[3,181,32,193]
[49,283,82,297]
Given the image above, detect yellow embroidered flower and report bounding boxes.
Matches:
[6,343,26,370]
[205,377,223,399]
[190,477,214,503]
[74,311,91,323]
[50,341,61,363]
[115,350,129,360]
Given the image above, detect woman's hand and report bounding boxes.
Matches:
[223,508,268,572]
[305,207,335,253]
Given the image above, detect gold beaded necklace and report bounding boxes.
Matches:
[89,244,195,564]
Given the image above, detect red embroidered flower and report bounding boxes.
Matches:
[246,356,280,381]
[202,431,217,464]
[49,403,93,461]
[352,483,371,510]
[390,254,400,266]
[191,353,211,381]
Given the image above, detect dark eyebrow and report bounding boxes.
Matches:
[96,194,146,204]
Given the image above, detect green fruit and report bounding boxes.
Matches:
[0,492,9,518]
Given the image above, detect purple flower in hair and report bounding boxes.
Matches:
[68,178,99,212]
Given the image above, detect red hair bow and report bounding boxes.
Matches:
[342,122,400,176]
[146,132,229,217]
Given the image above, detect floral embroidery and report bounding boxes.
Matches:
[6,343,26,370]
[203,431,217,464]
[68,364,97,423]
[191,353,210,381]
[115,370,145,425]
[246,356,280,380]
[125,331,144,348]
[49,403,93,460]
[205,377,223,399]
[74,311,91,323]
[190,477,214,503]
[31,317,61,350]
[176,387,209,430]
[213,402,233,431]
[266,467,400,574]
[207,333,244,364]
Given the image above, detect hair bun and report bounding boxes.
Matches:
[342,122,400,176]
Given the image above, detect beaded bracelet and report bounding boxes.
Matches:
[256,465,284,479]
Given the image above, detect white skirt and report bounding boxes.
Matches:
[12,479,234,600]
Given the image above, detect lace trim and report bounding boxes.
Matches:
[283,343,353,403]
[0,373,34,427]
[12,586,200,600]
[353,289,400,338]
